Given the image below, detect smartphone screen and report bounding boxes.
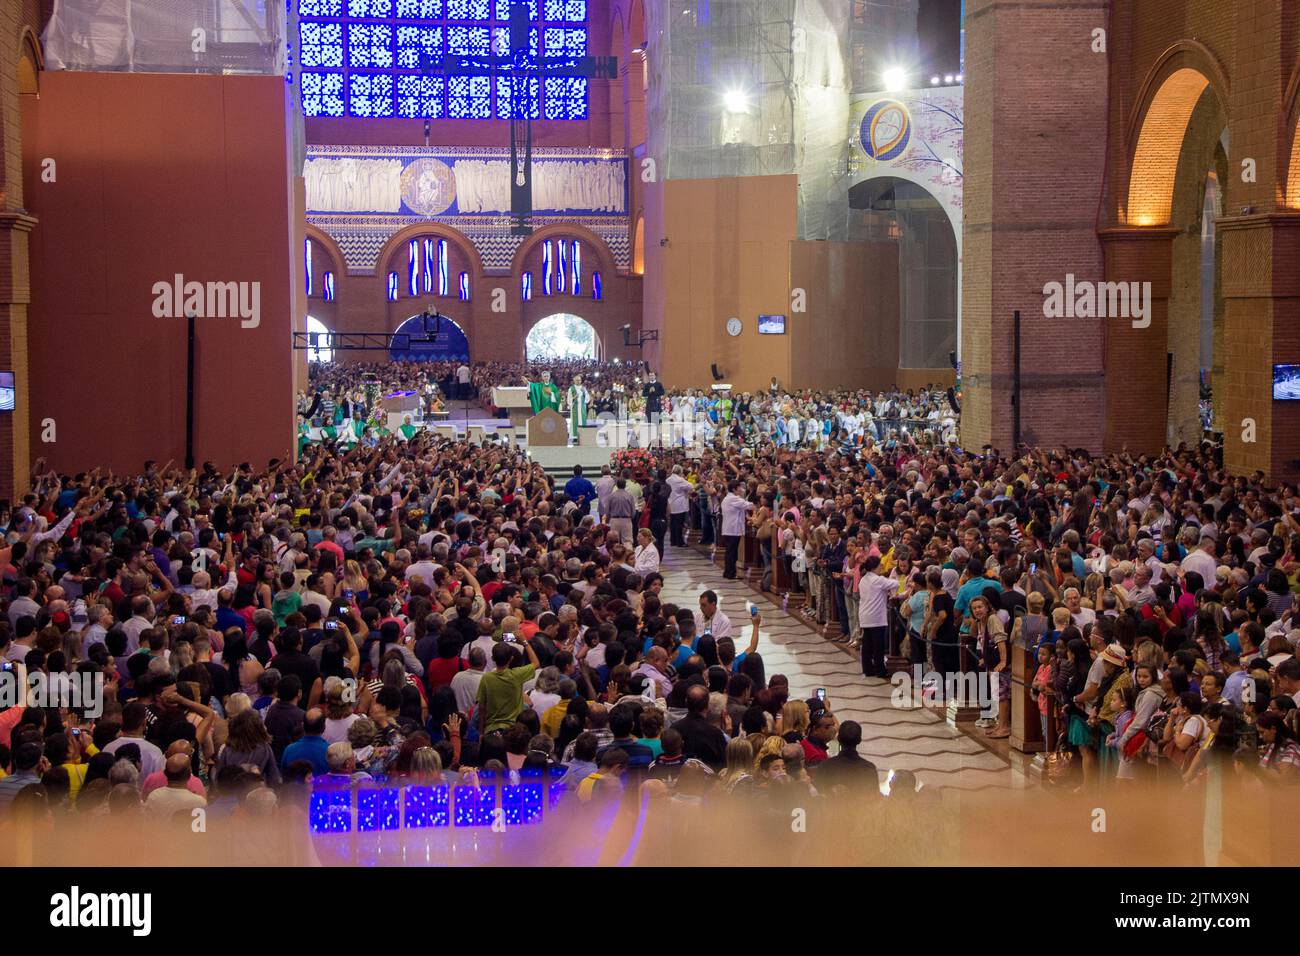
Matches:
[816,688,826,701]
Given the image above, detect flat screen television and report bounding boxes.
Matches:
[0,372,12,412]
[1273,364,1300,400]
[758,314,786,335]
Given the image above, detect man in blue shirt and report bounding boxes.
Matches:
[281,708,330,775]
[564,465,596,511]
[955,557,1003,634]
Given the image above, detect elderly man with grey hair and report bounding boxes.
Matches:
[323,741,373,783]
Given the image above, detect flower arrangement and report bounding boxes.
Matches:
[611,448,656,475]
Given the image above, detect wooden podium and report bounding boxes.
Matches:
[526,408,568,447]
[492,386,533,428]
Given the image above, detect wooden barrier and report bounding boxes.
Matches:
[1010,639,1045,753]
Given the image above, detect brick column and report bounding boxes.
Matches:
[960,0,1108,454]
[0,209,35,502]
[1099,226,1176,455]
[1217,212,1300,480]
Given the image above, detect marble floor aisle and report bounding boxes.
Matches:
[656,542,1012,792]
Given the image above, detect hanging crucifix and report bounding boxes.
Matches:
[421,0,617,236]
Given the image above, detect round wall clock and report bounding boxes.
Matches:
[726,317,743,336]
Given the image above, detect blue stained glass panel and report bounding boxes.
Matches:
[298,0,585,120]
[500,784,544,825]
[495,75,539,118]
[348,72,394,116]
[301,71,345,116]
[395,0,442,15]
[299,0,343,15]
[356,787,401,831]
[395,25,443,69]
[447,25,491,56]
[348,0,393,16]
[397,75,445,117]
[348,23,394,68]
[495,0,537,19]
[299,22,344,68]
[448,0,490,18]
[309,789,351,833]
[492,26,537,58]
[403,785,450,828]
[448,75,491,118]
[543,75,586,119]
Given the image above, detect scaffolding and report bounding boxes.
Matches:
[43,0,287,75]
[647,0,859,239]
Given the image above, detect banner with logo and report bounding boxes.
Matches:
[848,87,963,234]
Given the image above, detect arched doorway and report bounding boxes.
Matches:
[392,313,470,362]
[306,316,334,363]
[1119,65,1227,446]
[526,314,599,361]
[848,177,958,371]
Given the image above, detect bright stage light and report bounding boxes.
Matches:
[943,74,954,84]
[882,67,907,91]
[930,75,940,85]
[722,89,748,113]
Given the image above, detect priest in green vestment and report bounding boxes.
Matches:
[528,370,561,414]
[566,375,590,443]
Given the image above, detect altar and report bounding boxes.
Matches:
[492,386,533,429]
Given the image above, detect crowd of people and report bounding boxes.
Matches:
[300,359,958,452]
[1,357,1294,841]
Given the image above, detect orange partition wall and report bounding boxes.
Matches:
[653,175,797,393]
[23,72,298,473]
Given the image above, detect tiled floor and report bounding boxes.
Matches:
[656,542,1013,792]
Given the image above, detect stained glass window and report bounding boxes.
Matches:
[297,0,589,119]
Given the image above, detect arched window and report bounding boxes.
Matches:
[525,313,597,360]
[306,315,334,363]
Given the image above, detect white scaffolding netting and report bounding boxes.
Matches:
[42,0,287,74]
[645,0,854,240]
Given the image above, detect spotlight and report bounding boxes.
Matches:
[930,75,940,85]
[882,66,907,91]
[723,88,748,113]
[955,73,963,83]
[943,74,954,84]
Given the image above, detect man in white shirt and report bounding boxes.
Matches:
[1063,587,1097,629]
[666,466,693,548]
[144,754,207,819]
[121,596,155,655]
[456,363,471,400]
[719,482,753,580]
[187,566,239,614]
[694,590,733,640]
[1181,532,1219,587]
[857,555,897,678]
[405,545,441,588]
[451,645,487,712]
